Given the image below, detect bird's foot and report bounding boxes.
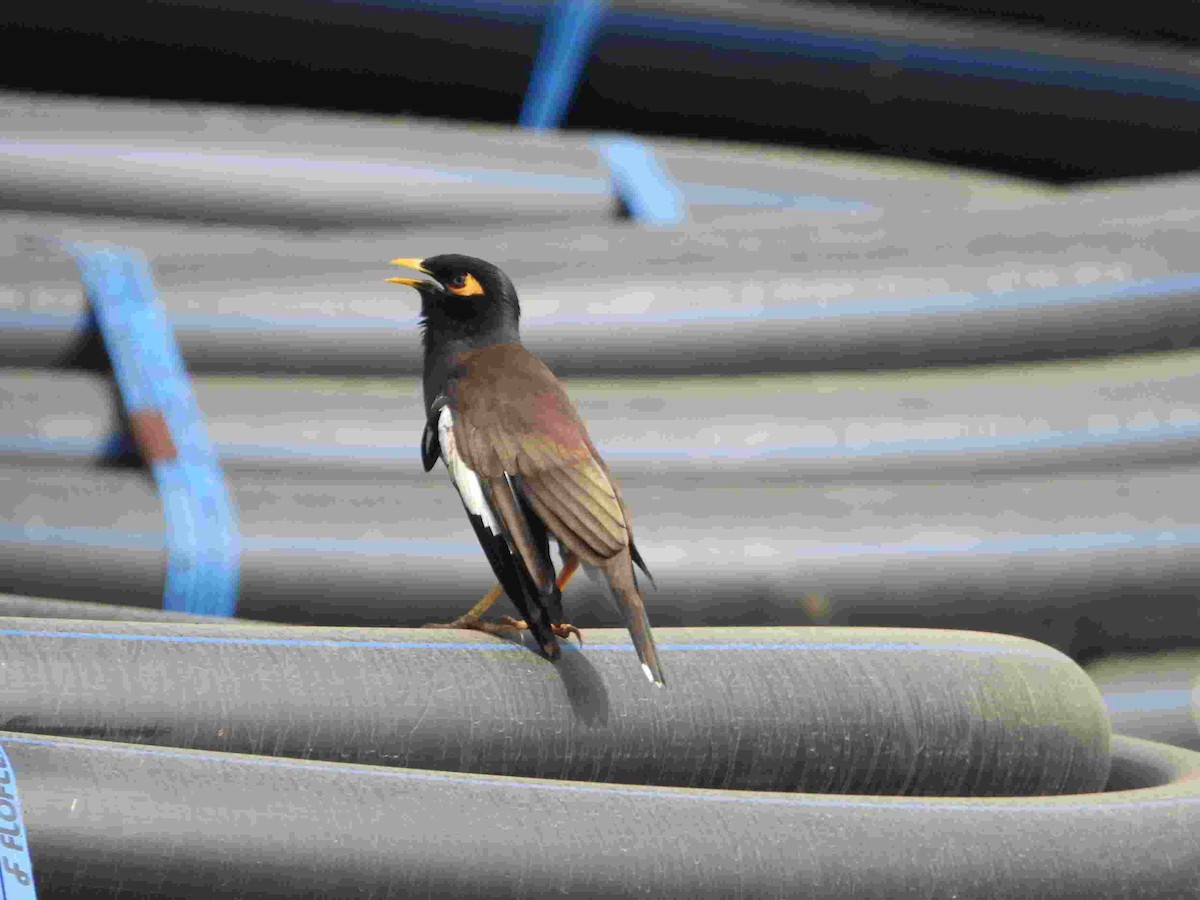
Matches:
[421,615,582,647]
[485,616,583,646]
[421,615,526,636]
[552,622,583,646]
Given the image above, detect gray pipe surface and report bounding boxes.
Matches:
[0,91,1034,230]
[4,177,1199,375]
[3,0,1198,179]
[1088,651,1200,751]
[5,349,1200,478]
[0,732,1193,898]
[0,592,237,623]
[2,464,1200,657]
[0,619,1111,795]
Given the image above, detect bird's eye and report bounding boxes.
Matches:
[445,272,485,297]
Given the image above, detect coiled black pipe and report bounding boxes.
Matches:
[1088,651,1200,751]
[0,592,235,624]
[0,732,1194,898]
[2,466,1200,660]
[8,179,1200,377]
[2,0,1198,179]
[5,351,1200,479]
[0,620,1111,796]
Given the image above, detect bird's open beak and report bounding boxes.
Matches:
[386,257,432,287]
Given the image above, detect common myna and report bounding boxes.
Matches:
[387,255,665,685]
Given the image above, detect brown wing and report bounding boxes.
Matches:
[448,343,628,566]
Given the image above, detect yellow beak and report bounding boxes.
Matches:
[386,257,432,287]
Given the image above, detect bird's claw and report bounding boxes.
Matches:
[551,622,583,646]
[492,616,583,646]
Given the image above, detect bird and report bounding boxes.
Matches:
[387,254,665,686]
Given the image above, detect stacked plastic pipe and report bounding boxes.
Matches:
[1087,651,1200,751]
[3,0,1199,178]
[0,610,1196,897]
[1,91,1199,896]
[1,97,1200,662]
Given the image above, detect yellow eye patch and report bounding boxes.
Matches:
[447,273,485,297]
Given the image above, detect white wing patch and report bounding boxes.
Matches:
[438,406,503,537]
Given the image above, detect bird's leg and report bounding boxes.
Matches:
[423,556,585,641]
[460,583,505,621]
[556,553,580,592]
[484,555,584,643]
[548,553,582,644]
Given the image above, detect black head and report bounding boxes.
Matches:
[388,254,523,408]
[387,254,520,337]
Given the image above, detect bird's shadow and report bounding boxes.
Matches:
[508,633,612,727]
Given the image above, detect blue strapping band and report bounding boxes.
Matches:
[594,136,687,225]
[519,0,608,129]
[67,245,241,617]
[517,1,686,224]
[0,744,38,900]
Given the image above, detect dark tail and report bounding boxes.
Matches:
[607,566,665,686]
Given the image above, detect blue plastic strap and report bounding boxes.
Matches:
[0,744,38,900]
[68,245,241,617]
[593,136,687,225]
[519,0,608,129]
